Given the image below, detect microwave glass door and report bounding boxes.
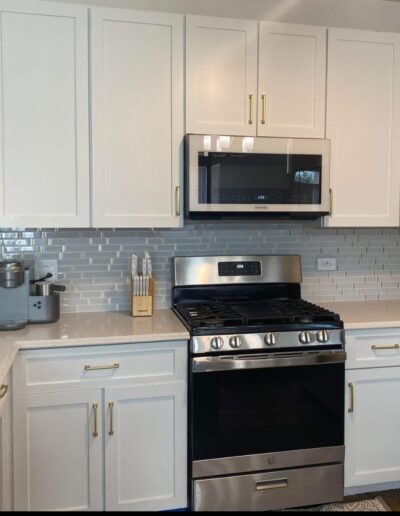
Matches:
[198,152,321,205]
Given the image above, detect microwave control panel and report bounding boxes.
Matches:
[218,261,261,277]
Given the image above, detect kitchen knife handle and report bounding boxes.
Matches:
[175,186,181,217]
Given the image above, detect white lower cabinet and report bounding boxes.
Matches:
[345,329,400,490]
[345,367,400,488]
[12,342,188,512]
[0,372,13,512]
[13,389,103,511]
[105,383,187,511]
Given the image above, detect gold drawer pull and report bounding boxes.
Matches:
[0,384,8,399]
[348,382,354,413]
[371,344,400,351]
[109,401,114,436]
[84,363,120,371]
[92,403,98,437]
[255,478,288,491]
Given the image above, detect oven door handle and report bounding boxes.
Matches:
[192,351,346,373]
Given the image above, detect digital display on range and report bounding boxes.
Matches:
[218,261,261,277]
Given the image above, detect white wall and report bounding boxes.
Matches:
[43,0,400,31]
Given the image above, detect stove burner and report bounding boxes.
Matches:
[175,299,340,329]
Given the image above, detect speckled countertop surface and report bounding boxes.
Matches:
[320,300,400,330]
[0,310,190,386]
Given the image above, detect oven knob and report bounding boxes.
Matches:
[264,333,277,346]
[299,331,312,344]
[317,330,330,343]
[210,337,224,350]
[229,336,243,349]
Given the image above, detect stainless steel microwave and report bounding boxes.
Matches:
[185,134,331,219]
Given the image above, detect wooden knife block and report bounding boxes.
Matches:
[131,276,154,317]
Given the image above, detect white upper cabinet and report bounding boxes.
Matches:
[0,0,90,228]
[91,8,184,228]
[326,28,400,227]
[186,15,258,136]
[257,22,326,138]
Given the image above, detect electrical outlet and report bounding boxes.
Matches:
[34,259,58,281]
[317,257,337,271]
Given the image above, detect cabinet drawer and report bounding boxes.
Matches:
[346,329,400,369]
[13,341,187,394]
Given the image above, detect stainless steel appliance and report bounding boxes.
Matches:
[0,261,30,330]
[28,280,66,324]
[172,255,345,512]
[186,135,330,219]
[0,261,66,329]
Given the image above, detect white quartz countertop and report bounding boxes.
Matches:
[320,300,400,330]
[0,309,189,387]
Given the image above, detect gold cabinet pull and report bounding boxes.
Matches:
[348,382,354,413]
[372,344,400,351]
[248,94,254,125]
[329,188,333,216]
[0,384,8,399]
[175,186,181,217]
[109,402,114,436]
[92,403,98,437]
[84,363,119,371]
[261,94,267,125]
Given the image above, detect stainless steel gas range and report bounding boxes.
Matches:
[172,255,346,512]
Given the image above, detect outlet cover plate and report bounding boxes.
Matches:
[34,259,58,281]
[317,257,337,271]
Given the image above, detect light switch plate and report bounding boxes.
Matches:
[317,257,337,271]
[34,259,58,281]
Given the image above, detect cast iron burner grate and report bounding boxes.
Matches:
[175,299,340,329]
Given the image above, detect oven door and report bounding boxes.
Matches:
[190,352,345,479]
[186,134,330,217]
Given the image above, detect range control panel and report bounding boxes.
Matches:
[218,261,261,277]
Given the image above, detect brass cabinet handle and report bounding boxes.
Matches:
[175,186,181,217]
[92,403,98,437]
[329,188,333,216]
[249,94,254,125]
[372,344,400,351]
[348,382,354,413]
[109,402,114,436]
[255,478,288,491]
[261,94,267,125]
[84,363,119,371]
[0,384,8,399]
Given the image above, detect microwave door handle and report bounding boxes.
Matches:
[192,352,346,373]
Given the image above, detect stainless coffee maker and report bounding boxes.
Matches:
[0,261,30,330]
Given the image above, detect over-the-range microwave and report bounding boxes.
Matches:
[185,134,331,220]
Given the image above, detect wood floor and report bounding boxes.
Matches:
[345,489,400,511]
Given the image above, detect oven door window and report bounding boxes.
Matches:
[191,363,344,461]
[198,152,322,205]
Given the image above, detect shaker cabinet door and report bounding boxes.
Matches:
[104,382,187,511]
[0,0,90,227]
[326,28,400,227]
[13,389,103,511]
[257,22,326,138]
[345,368,400,488]
[91,8,184,228]
[186,15,258,136]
